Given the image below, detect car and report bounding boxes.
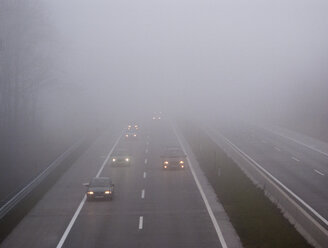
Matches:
[84,177,114,201]
[110,149,132,166]
[127,123,139,131]
[152,112,162,120]
[124,130,138,140]
[160,146,187,169]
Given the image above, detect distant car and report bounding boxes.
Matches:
[161,146,187,169]
[111,149,132,166]
[84,177,114,201]
[124,131,138,140]
[152,112,162,120]
[127,123,139,131]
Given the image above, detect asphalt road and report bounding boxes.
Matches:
[211,122,328,225]
[1,122,224,248]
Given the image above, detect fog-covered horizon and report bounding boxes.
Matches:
[43,0,328,123]
[1,0,328,141]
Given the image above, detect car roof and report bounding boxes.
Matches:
[163,146,185,156]
[90,177,112,184]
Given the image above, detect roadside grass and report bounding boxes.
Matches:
[182,123,312,248]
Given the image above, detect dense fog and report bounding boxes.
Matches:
[48,0,328,123]
[1,0,328,179]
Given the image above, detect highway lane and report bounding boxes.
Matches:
[1,122,227,248]
[210,122,328,224]
[61,122,223,248]
[1,130,122,248]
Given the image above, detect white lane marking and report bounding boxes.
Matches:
[56,134,122,248]
[274,146,281,152]
[174,128,228,248]
[144,158,148,164]
[263,127,328,158]
[143,172,147,179]
[138,216,143,229]
[145,148,149,154]
[56,196,86,248]
[314,169,325,176]
[213,129,328,228]
[141,189,145,199]
[292,157,300,162]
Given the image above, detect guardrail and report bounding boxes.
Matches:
[0,137,86,242]
[204,127,328,248]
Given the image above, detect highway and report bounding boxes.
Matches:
[208,121,328,226]
[1,121,230,248]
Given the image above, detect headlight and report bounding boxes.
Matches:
[181,165,184,168]
[164,161,169,165]
[105,190,111,194]
[133,134,137,137]
[179,160,184,164]
[125,134,129,137]
[152,117,155,120]
[112,158,116,162]
[125,158,130,162]
[164,165,168,169]
[87,191,94,195]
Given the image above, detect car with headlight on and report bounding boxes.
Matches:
[161,146,187,169]
[84,177,114,201]
[127,123,139,131]
[152,112,162,120]
[110,149,132,166]
[124,130,138,140]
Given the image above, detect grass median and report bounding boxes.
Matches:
[182,123,312,248]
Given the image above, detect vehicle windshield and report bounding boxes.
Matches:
[113,150,129,156]
[90,178,110,187]
[164,148,184,157]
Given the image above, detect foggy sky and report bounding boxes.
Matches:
[46,0,328,121]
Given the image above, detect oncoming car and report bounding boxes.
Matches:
[84,177,114,201]
[152,112,162,120]
[110,149,132,166]
[124,131,138,140]
[161,146,187,169]
[127,123,139,131]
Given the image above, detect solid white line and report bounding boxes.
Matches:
[144,158,148,164]
[314,169,325,176]
[292,157,300,162]
[274,146,281,152]
[56,134,122,248]
[96,135,122,178]
[56,196,86,248]
[141,189,145,199]
[0,139,83,215]
[215,130,328,228]
[143,172,147,179]
[138,216,143,229]
[264,127,328,158]
[174,128,228,248]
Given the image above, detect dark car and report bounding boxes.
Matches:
[84,177,114,201]
[160,146,187,169]
[110,149,132,166]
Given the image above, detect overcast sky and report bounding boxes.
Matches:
[46,0,328,121]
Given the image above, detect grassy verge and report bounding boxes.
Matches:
[182,123,312,248]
